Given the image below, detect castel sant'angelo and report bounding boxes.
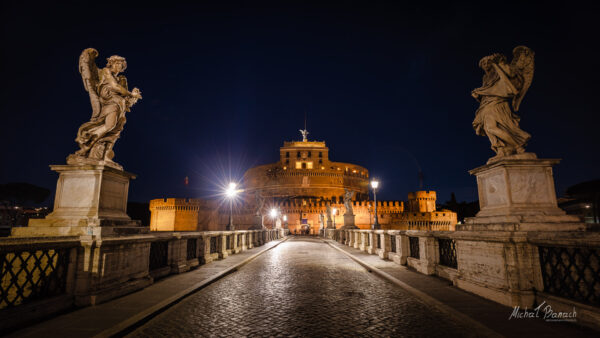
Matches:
[150,130,456,233]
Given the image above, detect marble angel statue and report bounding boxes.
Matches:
[343,189,355,215]
[471,46,534,160]
[326,204,332,222]
[254,191,266,216]
[68,48,142,168]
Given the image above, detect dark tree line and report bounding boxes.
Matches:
[439,192,480,223]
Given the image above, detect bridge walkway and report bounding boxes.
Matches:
[8,236,598,337]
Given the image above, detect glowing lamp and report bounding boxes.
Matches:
[225,182,238,198]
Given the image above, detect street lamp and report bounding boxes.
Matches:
[225,182,238,230]
[371,179,380,229]
[270,208,279,228]
[332,207,337,229]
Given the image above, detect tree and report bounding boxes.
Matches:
[439,192,480,223]
[0,182,51,205]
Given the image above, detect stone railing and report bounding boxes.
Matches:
[0,228,287,332]
[327,228,600,329]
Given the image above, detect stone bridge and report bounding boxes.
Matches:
[1,231,599,337]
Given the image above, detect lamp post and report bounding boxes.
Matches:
[225,182,238,230]
[332,207,337,229]
[371,180,380,229]
[270,208,279,229]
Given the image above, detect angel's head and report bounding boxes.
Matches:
[106,55,127,74]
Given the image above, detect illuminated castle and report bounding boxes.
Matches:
[149,130,456,233]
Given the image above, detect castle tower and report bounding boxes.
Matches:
[407,191,437,212]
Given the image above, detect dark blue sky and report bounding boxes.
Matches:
[1,2,599,204]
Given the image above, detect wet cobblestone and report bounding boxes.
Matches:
[130,237,468,337]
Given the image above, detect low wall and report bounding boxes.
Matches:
[329,228,600,331]
[0,228,288,332]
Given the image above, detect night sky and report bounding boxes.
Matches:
[1,2,599,205]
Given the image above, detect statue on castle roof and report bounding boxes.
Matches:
[299,128,309,142]
[343,189,355,215]
[472,46,534,162]
[67,48,142,169]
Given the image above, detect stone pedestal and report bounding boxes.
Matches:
[461,155,585,231]
[326,220,334,229]
[249,215,264,230]
[453,155,591,309]
[341,214,358,229]
[12,164,148,237]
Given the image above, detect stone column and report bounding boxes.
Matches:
[378,231,391,259]
[247,232,253,249]
[169,236,189,274]
[219,234,228,259]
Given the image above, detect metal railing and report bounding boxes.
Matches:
[438,238,457,269]
[209,236,218,254]
[149,241,169,271]
[538,246,600,307]
[409,237,420,259]
[186,238,197,260]
[0,246,71,309]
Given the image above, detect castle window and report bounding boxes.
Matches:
[302,162,307,169]
[297,151,301,158]
[285,159,289,165]
[295,162,302,169]
[308,151,312,158]
[286,152,290,158]
[318,159,322,164]
[307,162,313,169]
[319,152,322,158]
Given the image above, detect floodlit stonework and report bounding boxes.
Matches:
[150,134,456,233]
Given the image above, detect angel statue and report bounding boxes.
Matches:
[254,191,265,217]
[67,48,142,168]
[343,189,355,215]
[472,46,534,161]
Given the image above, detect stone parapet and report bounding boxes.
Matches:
[329,228,600,331]
[0,228,288,333]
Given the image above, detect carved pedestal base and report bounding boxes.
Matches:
[460,156,586,231]
[341,214,358,229]
[12,164,147,237]
[326,220,334,229]
[248,215,264,230]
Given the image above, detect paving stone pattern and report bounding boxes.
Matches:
[130,237,468,337]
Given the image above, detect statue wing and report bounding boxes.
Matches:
[511,46,535,112]
[79,48,102,119]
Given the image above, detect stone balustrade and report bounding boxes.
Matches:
[0,228,287,332]
[328,228,600,329]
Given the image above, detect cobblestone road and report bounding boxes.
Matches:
[129,237,469,337]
